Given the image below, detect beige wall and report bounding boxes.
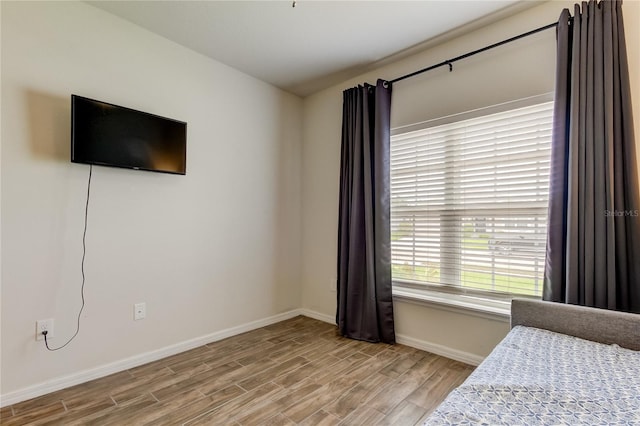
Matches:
[627,0,640,179]
[301,0,640,360]
[1,1,302,397]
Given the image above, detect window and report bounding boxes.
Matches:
[390,99,553,298]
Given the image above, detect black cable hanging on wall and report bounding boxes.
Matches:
[43,164,93,351]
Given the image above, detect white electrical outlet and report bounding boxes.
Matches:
[134,302,146,320]
[330,277,337,292]
[36,319,54,341]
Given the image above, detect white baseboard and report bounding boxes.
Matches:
[298,308,334,325]
[298,308,483,366]
[0,310,302,408]
[2,308,483,407]
[395,334,484,366]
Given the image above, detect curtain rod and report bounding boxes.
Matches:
[389,20,561,85]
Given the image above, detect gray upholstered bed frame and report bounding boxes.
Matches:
[511,299,640,351]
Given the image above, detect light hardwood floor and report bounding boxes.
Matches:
[0,316,474,425]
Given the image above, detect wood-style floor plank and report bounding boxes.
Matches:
[377,400,427,426]
[338,405,386,425]
[258,412,297,426]
[2,316,473,425]
[298,409,341,426]
[323,372,391,419]
[0,405,14,420]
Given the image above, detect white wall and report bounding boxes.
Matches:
[1,1,302,398]
[301,0,640,361]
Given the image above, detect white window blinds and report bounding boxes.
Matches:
[390,101,553,297]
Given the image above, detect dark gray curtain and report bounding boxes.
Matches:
[337,79,395,343]
[545,0,640,313]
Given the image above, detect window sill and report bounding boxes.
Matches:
[392,284,513,322]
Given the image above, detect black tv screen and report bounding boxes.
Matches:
[71,95,187,175]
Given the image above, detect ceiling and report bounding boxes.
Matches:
[88,1,536,97]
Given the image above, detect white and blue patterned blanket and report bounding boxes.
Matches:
[425,326,640,425]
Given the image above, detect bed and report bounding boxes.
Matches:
[424,299,640,425]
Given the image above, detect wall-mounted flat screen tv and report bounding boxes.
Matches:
[71,95,187,175]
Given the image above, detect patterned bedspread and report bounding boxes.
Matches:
[424,326,640,425]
